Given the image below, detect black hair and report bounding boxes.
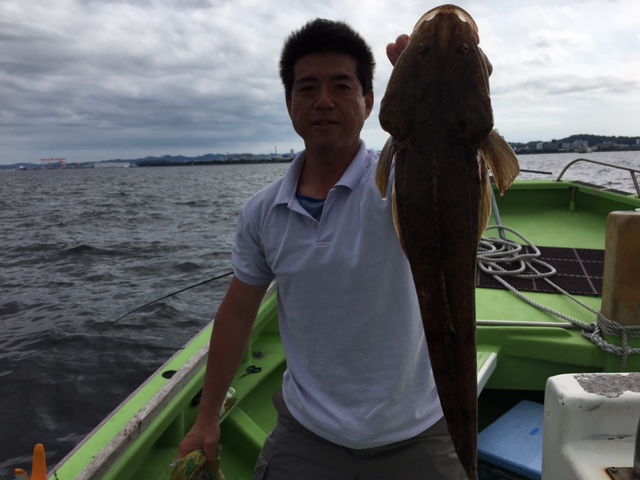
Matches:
[279,18,376,98]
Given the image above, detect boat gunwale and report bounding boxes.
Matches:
[49,283,278,480]
[553,157,640,197]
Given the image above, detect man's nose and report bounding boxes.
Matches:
[315,86,335,109]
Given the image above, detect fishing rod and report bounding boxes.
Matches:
[100,270,234,333]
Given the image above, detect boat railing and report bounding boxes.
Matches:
[555,158,640,197]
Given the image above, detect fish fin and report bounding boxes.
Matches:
[478,149,492,242]
[391,182,408,256]
[378,138,407,255]
[376,136,396,199]
[482,129,520,195]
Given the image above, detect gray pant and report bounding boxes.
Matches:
[253,391,466,480]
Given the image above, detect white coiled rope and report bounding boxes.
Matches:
[477,225,640,371]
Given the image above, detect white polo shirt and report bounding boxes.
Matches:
[232,141,443,449]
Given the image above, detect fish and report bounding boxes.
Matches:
[376,5,520,480]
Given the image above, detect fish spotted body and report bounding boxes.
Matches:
[376,5,520,480]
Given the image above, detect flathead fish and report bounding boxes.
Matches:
[376,5,520,479]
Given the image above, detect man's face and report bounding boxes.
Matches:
[286,53,374,157]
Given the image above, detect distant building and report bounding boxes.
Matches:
[537,140,592,152]
[40,157,66,169]
[537,142,560,151]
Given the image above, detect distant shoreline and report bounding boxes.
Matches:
[515,148,639,155]
[2,145,639,171]
[1,157,295,171]
[135,158,293,167]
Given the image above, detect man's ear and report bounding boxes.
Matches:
[286,95,293,117]
[364,90,374,119]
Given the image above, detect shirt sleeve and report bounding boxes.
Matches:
[231,199,274,286]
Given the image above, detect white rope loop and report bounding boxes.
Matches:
[478,225,640,371]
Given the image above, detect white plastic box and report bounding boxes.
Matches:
[542,372,640,480]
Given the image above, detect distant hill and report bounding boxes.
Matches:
[112,153,226,165]
[557,134,639,146]
[1,152,293,170]
[101,152,297,167]
[510,134,640,153]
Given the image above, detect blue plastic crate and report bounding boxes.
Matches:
[478,400,544,480]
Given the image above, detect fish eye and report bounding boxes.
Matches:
[457,43,469,55]
[418,43,430,54]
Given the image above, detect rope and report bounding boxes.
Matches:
[478,225,640,371]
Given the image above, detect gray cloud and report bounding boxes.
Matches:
[1,0,639,164]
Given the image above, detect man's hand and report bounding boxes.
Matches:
[386,34,409,66]
[177,417,221,463]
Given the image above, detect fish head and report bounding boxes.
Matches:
[381,4,494,146]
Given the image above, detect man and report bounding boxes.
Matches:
[178,19,465,479]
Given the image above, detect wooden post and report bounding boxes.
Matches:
[602,210,640,326]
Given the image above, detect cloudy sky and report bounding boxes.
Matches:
[1,0,639,164]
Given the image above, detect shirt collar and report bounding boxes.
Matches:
[274,141,369,206]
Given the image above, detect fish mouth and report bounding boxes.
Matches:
[414,4,480,43]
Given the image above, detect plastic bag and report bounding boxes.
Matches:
[170,448,225,480]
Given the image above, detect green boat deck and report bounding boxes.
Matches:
[478,181,640,388]
[475,180,640,433]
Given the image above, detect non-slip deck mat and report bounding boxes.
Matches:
[476,246,604,296]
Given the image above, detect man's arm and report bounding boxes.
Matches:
[178,276,270,462]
